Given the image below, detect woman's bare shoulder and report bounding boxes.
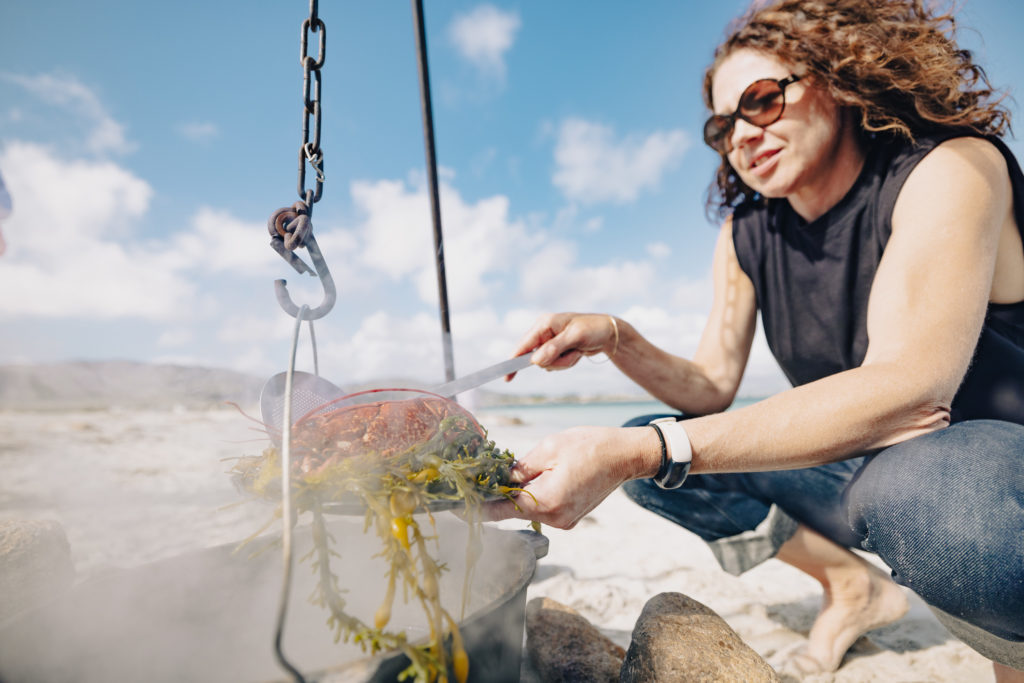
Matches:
[922,136,1009,178]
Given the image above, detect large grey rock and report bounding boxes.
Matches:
[525,596,625,682]
[620,592,779,683]
[0,519,75,620]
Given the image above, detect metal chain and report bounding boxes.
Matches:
[299,0,325,208]
[269,7,332,678]
[267,0,335,321]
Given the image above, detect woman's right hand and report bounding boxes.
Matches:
[506,312,619,380]
[483,424,659,529]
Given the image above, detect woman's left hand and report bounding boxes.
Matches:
[484,425,657,529]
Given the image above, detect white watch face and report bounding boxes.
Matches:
[662,421,692,464]
[650,419,691,490]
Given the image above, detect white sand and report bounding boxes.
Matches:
[0,408,996,682]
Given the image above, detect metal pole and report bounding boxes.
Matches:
[411,0,456,383]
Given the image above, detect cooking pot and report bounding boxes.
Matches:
[0,516,545,682]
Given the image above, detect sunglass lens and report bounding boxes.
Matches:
[703,115,730,152]
[704,78,793,153]
[740,80,785,125]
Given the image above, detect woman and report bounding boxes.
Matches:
[488,0,1024,679]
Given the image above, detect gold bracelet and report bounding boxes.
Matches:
[607,315,619,358]
[587,315,620,365]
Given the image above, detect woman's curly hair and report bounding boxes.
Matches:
[705,0,1012,218]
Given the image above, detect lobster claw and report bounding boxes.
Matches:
[268,201,337,320]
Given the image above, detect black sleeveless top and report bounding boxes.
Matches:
[732,133,1024,425]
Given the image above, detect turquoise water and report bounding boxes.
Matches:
[476,396,760,432]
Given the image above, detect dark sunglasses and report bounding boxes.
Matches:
[703,74,801,153]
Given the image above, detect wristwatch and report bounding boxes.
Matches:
[650,417,692,489]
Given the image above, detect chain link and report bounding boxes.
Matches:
[298,0,325,207]
[267,0,336,323]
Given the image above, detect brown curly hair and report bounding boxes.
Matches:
[705,0,1012,217]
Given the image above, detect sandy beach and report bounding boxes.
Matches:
[0,406,997,682]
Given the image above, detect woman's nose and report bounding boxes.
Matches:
[729,117,763,153]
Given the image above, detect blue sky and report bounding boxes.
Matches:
[1,0,1022,398]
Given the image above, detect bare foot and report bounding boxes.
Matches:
[776,525,910,674]
[795,561,909,673]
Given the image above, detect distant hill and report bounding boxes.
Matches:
[0,361,662,412]
[0,361,263,411]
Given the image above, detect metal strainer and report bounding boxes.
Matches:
[259,371,347,435]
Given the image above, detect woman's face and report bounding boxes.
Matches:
[710,49,848,200]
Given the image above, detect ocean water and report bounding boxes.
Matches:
[476,396,760,434]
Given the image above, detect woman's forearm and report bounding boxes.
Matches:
[609,318,744,416]
[680,362,951,475]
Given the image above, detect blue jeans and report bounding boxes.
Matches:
[621,416,1024,650]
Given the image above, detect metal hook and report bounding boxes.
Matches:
[274,233,336,320]
[268,201,336,320]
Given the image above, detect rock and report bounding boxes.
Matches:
[525,596,626,682]
[620,592,780,683]
[0,519,75,620]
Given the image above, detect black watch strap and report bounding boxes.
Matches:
[650,418,692,490]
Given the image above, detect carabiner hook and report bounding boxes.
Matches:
[268,201,336,320]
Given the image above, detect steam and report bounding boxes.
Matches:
[0,393,530,681]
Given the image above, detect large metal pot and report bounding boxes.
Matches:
[0,515,543,682]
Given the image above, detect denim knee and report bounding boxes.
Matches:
[845,420,1024,640]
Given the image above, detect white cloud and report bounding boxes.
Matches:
[216,312,291,346]
[159,207,365,321]
[0,143,190,319]
[646,241,672,259]
[551,205,602,234]
[0,242,193,320]
[518,240,656,312]
[1,142,150,246]
[167,207,280,274]
[670,270,714,311]
[448,5,521,79]
[739,321,790,397]
[157,328,194,348]
[553,118,690,204]
[3,72,135,155]
[414,191,535,309]
[352,178,431,280]
[176,121,219,143]
[0,142,329,323]
[315,310,448,386]
[0,143,287,323]
[352,175,539,309]
[622,304,706,357]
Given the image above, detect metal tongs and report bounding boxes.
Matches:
[259,353,534,430]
